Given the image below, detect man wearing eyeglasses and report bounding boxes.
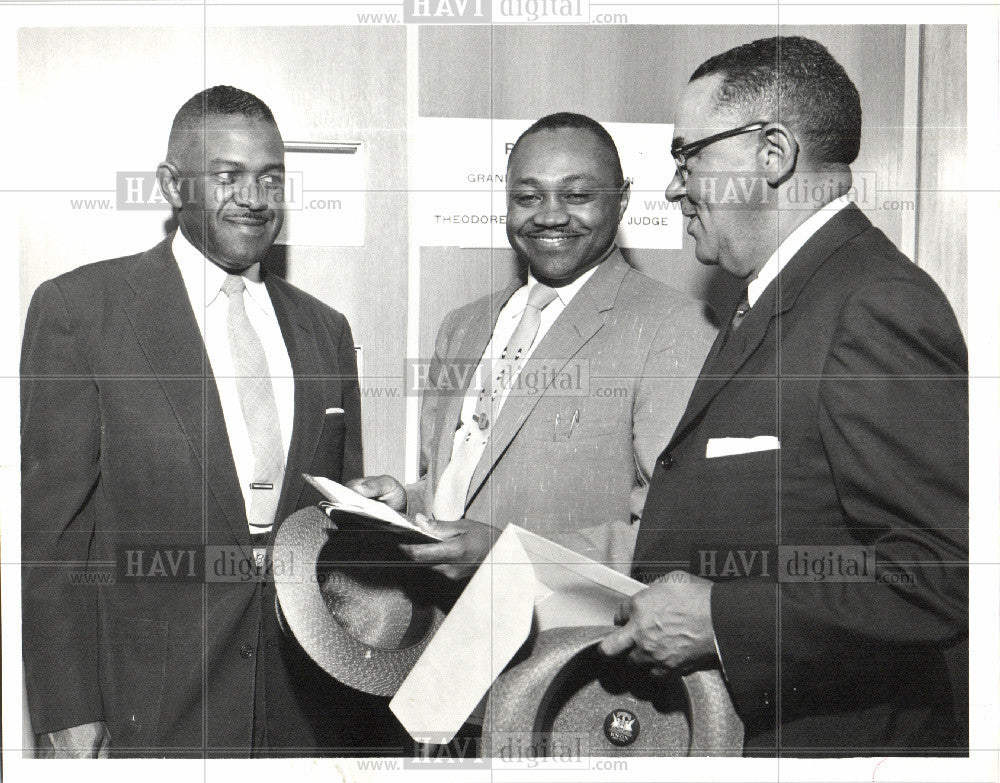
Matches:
[601,37,968,755]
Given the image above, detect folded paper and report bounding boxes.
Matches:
[389,525,645,742]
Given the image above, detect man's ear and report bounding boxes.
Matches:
[156,161,185,210]
[617,179,631,220]
[759,123,798,186]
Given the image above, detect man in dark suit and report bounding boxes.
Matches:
[601,37,968,755]
[21,86,393,757]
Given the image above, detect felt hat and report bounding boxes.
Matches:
[482,625,744,757]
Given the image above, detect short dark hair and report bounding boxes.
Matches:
[168,86,278,154]
[691,36,862,166]
[508,112,624,186]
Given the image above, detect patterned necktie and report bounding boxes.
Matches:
[472,283,558,432]
[432,282,557,521]
[221,274,285,544]
[731,289,751,332]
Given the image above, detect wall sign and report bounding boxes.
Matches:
[276,141,366,248]
[411,117,682,249]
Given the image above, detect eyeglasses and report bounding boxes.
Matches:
[671,121,767,181]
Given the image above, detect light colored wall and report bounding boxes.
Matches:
[916,25,968,336]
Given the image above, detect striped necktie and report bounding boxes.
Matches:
[221,274,285,553]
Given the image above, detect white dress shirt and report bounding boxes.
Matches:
[172,231,295,520]
[747,195,853,307]
[447,263,599,461]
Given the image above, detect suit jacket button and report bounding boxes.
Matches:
[657,453,673,469]
[240,643,254,659]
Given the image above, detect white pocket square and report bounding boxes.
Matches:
[325,407,345,415]
[706,436,780,458]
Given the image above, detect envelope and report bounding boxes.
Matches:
[705,435,780,458]
[389,525,645,743]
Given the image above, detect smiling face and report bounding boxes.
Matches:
[666,74,770,280]
[506,128,628,285]
[172,114,285,272]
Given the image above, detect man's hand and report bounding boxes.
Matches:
[36,721,110,758]
[599,571,718,675]
[346,474,406,512]
[399,516,501,581]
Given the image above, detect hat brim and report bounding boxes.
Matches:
[274,506,445,697]
[482,625,744,756]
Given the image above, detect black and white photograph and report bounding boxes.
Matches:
[1,4,997,783]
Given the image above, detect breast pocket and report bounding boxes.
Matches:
[695,449,780,531]
[516,396,624,442]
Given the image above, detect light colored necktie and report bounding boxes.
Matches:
[432,283,557,521]
[221,274,285,544]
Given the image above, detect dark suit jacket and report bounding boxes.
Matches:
[634,205,969,756]
[20,236,396,756]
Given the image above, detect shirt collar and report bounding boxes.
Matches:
[172,230,264,308]
[523,244,611,309]
[746,195,852,307]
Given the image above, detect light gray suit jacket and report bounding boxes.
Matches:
[407,251,716,570]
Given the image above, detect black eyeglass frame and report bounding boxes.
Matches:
[671,121,768,179]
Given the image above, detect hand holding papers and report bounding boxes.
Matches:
[303,473,444,543]
[399,517,502,581]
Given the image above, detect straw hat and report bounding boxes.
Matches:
[274,505,446,697]
[482,625,744,756]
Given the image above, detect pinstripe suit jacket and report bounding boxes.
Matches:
[407,251,716,570]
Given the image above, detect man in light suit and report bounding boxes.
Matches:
[601,37,969,755]
[21,86,401,756]
[353,113,715,577]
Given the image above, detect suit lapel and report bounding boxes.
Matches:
[464,253,628,509]
[432,280,521,483]
[122,236,250,549]
[265,276,326,527]
[670,285,778,442]
[667,204,874,448]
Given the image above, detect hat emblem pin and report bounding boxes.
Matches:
[604,708,639,746]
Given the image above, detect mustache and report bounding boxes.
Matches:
[225,210,273,220]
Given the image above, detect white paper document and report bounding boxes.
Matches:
[389,524,645,742]
[302,473,443,541]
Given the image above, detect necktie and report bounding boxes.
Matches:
[731,289,751,332]
[221,274,285,549]
[719,288,751,351]
[432,283,557,521]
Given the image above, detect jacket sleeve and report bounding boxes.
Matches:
[20,280,105,734]
[405,308,458,517]
[711,275,969,720]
